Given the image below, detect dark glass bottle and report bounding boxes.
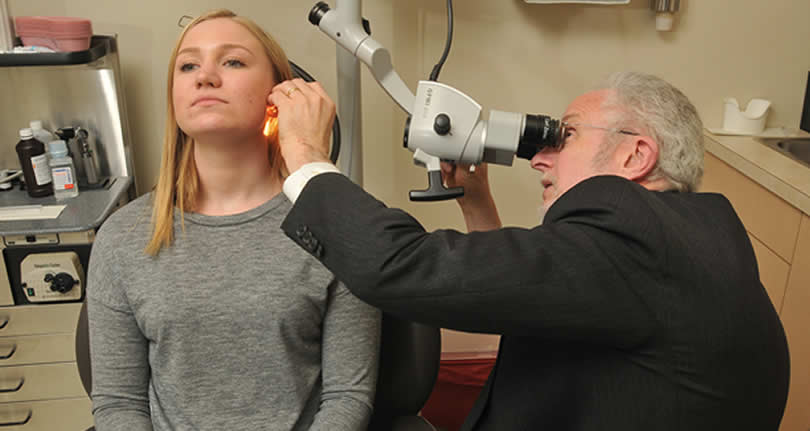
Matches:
[16,127,53,197]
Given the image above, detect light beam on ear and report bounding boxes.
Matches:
[263,105,279,142]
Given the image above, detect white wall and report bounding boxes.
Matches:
[8,0,809,354]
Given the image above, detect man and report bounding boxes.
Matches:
[268,72,790,430]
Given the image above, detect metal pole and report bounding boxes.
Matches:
[334,0,363,186]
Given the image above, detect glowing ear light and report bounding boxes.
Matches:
[263,105,279,141]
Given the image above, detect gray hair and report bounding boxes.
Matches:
[597,72,704,192]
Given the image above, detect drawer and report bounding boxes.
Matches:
[701,153,802,262]
[0,333,76,367]
[0,397,93,431]
[0,303,81,337]
[0,363,85,403]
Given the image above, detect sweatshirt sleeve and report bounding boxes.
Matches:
[86,223,153,431]
[308,279,381,430]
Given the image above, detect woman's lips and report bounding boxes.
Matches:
[192,97,226,107]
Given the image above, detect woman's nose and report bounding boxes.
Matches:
[195,62,221,88]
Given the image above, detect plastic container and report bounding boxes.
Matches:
[14,16,92,52]
[48,139,79,199]
[30,120,55,146]
[16,127,53,197]
[722,98,771,135]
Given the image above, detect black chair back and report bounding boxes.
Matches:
[367,313,441,431]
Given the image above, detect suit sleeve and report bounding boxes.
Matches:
[282,173,657,348]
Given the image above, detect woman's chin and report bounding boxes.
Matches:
[182,123,254,141]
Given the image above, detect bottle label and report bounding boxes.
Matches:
[52,166,75,191]
[30,154,52,186]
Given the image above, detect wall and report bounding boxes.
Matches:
[6,0,810,353]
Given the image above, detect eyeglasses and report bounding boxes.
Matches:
[554,122,640,150]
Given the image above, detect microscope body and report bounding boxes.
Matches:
[309,1,560,201]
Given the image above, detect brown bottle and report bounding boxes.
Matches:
[16,128,53,197]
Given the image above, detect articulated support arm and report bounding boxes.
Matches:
[310,1,414,115]
[309,1,561,201]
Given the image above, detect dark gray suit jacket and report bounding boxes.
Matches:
[281,173,789,430]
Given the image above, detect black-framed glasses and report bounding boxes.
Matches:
[554,122,640,150]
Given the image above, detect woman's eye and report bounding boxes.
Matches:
[179,63,196,72]
[225,59,245,68]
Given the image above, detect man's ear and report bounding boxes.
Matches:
[619,136,659,182]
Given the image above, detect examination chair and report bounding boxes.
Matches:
[75,302,441,431]
[368,313,441,431]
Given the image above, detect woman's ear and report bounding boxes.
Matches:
[619,136,659,182]
[263,105,279,143]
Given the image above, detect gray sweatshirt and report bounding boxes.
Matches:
[87,192,381,430]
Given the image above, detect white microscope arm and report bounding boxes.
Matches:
[310,0,414,115]
[309,1,561,201]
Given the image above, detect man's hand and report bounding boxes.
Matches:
[440,162,502,231]
[268,78,335,174]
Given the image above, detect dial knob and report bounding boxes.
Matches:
[433,113,451,135]
[44,272,78,294]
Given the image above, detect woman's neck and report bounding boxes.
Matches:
[192,133,282,216]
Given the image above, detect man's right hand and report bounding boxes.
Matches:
[440,162,502,232]
[268,78,334,175]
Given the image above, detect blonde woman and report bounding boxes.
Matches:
[87,9,380,430]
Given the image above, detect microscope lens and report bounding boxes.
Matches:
[516,114,561,160]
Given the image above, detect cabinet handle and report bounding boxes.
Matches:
[0,410,32,426]
[0,378,24,393]
[0,345,15,360]
[0,317,7,330]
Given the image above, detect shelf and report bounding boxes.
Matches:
[0,35,115,67]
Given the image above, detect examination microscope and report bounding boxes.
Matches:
[308,0,563,201]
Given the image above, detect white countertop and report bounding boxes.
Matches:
[704,131,810,216]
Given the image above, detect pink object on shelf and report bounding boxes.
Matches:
[14,16,93,52]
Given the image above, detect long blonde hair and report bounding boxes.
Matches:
[146,9,294,256]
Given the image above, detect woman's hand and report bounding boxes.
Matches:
[440,162,502,231]
[268,78,335,174]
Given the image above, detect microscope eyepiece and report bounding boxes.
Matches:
[516,114,561,160]
[309,2,330,26]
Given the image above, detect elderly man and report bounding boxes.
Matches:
[269,72,789,430]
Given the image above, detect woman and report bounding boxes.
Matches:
[87,9,380,430]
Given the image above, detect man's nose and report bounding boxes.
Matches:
[196,62,221,88]
[530,147,556,172]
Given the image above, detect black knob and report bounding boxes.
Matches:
[434,113,451,135]
[309,2,330,26]
[45,272,78,294]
